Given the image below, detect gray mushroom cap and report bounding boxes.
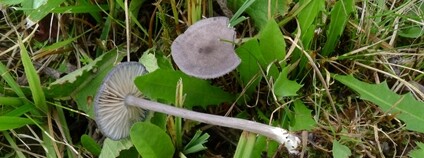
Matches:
[171,17,241,79]
[94,62,148,140]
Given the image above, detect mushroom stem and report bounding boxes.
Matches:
[125,95,300,154]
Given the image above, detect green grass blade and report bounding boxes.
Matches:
[0,0,24,5]
[229,0,256,27]
[95,1,114,56]
[183,130,209,154]
[0,97,24,106]
[234,131,256,158]
[52,4,109,13]
[27,0,66,23]
[3,131,26,158]
[4,103,33,117]
[0,62,26,98]
[228,0,288,29]
[115,0,149,39]
[42,127,58,158]
[322,0,355,56]
[291,0,324,72]
[19,42,48,113]
[0,116,35,130]
[55,105,75,157]
[74,0,103,22]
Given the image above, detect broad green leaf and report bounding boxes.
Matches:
[259,19,286,64]
[49,48,123,87]
[81,135,101,156]
[139,50,159,72]
[251,135,278,158]
[399,3,424,38]
[410,142,424,158]
[156,54,174,70]
[0,116,35,131]
[117,147,139,158]
[228,0,288,29]
[322,0,355,56]
[19,42,48,113]
[47,47,125,117]
[332,140,351,158]
[236,39,264,95]
[134,69,235,109]
[297,0,324,38]
[130,122,174,158]
[273,67,303,98]
[183,130,210,154]
[258,19,286,78]
[99,138,133,158]
[333,74,424,133]
[290,100,316,131]
[150,113,167,130]
[399,26,424,38]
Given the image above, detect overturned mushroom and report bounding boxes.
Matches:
[94,62,149,140]
[94,62,300,154]
[171,17,241,79]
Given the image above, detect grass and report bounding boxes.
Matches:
[1,0,424,157]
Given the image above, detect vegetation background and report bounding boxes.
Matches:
[0,0,424,157]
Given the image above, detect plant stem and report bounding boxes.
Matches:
[125,95,300,154]
[175,79,184,150]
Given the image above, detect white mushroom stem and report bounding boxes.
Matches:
[125,95,301,154]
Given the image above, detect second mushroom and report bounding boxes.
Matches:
[171,17,241,79]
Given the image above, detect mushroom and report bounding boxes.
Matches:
[94,62,300,154]
[94,62,149,140]
[171,17,241,79]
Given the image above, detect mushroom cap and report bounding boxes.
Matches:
[94,62,148,140]
[171,17,241,79]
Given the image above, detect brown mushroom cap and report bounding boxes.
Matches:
[171,17,241,79]
[94,62,148,140]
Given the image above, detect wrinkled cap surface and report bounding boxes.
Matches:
[171,17,241,79]
[94,62,148,140]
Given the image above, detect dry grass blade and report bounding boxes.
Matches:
[284,35,340,123]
